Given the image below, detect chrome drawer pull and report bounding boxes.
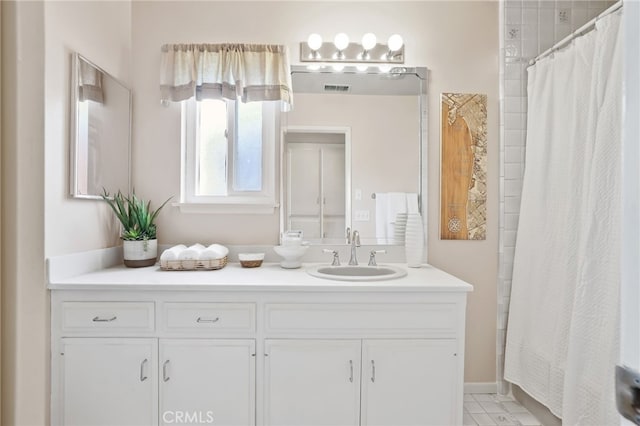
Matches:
[140,358,148,382]
[163,360,171,382]
[92,315,117,322]
[196,317,220,323]
[371,360,376,383]
[349,360,354,383]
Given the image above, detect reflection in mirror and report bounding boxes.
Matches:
[70,53,131,199]
[281,66,426,245]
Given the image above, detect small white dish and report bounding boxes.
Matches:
[238,253,265,268]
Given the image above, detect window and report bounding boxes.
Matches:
[181,98,278,212]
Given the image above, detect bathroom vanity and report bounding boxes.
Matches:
[48,258,472,426]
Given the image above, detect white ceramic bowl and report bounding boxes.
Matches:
[273,245,309,269]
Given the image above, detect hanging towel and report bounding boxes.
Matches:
[386,193,408,239]
[406,193,419,214]
[375,192,417,240]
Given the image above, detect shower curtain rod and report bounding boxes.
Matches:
[529,0,623,66]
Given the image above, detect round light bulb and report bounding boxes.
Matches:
[387,34,404,51]
[356,64,369,72]
[332,63,345,72]
[378,64,392,73]
[361,33,377,50]
[307,33,323,51]
[334,33,350,51]
[306,64,321,71]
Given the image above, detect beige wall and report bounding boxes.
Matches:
[44,1,132,257]
[1,1,132,424]
[132,1,498,382]
[1,2,46,424]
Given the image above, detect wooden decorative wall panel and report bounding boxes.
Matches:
[440,93,487,240]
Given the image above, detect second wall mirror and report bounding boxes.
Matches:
[70,53,131,199]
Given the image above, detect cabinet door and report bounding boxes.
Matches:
[361,339,458,426]
[159,339,255,426]
[264,339,361,426]
[60,338,157,426]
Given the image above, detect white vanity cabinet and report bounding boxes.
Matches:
[159,339,255,426]
[263,338,457,426]
[52,299,258,426]
[49,265,471,426]
[60,338,158,426]
[360,339,458,425]
[264,339,362,426]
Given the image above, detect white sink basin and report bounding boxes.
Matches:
[307,265,407,282]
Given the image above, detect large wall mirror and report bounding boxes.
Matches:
[281,66,427,245]
[70,53,131,199]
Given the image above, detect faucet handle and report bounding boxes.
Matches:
[323,249,341,266]
[368,250,387,266]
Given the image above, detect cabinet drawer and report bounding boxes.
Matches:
[265,303,458,334]
[61,302,155,333]
[163,303,256,333]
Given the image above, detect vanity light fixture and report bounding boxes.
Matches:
[333,33,349,59]
[387,34,404,59]
[361,33,377,60]
[307,33,323,59]
[300,32,405,65]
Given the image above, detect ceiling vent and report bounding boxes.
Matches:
[323,84,351,93]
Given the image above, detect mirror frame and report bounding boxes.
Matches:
[280,65,428,246]
[69,52,132,200]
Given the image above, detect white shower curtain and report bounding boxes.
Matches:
[504,11,622,426]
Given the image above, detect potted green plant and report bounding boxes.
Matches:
[102,190,171,267]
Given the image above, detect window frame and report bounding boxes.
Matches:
[179,98,278,213]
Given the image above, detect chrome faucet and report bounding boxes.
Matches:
[322,249,341,266]
[348,230,361,265]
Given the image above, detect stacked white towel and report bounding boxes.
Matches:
[200,244,229,261]
[159,244,187,261]
[178,244,202,261]
[160,243,229,263]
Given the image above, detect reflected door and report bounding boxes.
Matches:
[286,140,345,239]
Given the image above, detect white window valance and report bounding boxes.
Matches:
[160,43,293,109]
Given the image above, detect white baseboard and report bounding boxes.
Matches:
[464,382,498,394]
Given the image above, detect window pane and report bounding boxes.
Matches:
[198,100,227,196]
[234,101,263,191]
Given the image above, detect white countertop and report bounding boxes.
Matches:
[47,261,473,293]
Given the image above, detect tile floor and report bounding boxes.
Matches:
[463,393,543,426]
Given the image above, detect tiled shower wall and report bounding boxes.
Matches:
[497,0,616,394]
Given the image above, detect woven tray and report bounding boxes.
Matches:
[160,256,228,271]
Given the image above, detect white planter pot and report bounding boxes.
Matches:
[123,239,158,268]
